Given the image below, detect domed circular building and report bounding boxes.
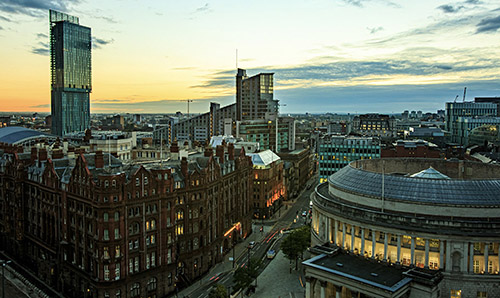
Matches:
[310,158,500,297]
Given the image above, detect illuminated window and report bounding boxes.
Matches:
[103,247,109,259]
[451,289,461,298]
[473,260,480,273]
[477,291,488,298]
[104,265,110,281]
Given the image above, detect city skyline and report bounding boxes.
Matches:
[1,0,500,114]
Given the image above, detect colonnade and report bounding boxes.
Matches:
[312,212,500,274]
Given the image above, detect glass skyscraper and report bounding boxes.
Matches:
[50,10,91,136]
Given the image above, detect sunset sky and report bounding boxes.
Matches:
[1,0,500,114]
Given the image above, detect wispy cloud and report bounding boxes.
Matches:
[367,26,384,34]
[0,15,11,22]
[92,37,114,49]
[437,4,464,13]
[31,104,50,108]
[0,0,80,17]
[340,0,367,7]
[194,3,211,13]
[31,41,49,56]
[36,33,47,39]
[476,15,500,33]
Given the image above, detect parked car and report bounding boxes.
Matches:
[267,249,276,259]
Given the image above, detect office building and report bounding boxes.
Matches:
[310,158,500,297]
[237,117,296,153]
[236,69,278,121]
[50,10,92,136]
[445,102,497,144]
[317,135,380,183]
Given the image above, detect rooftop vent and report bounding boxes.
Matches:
[336,263,343,267]
[371,273,378,277]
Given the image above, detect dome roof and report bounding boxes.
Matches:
[0,126,55,144]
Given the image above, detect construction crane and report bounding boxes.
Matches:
[463,87,467,102]
[453,95,459,103]
[185,99,194,118]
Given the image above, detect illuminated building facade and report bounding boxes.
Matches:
[247,150,284,219]
[236,69,278,121]
[311,158,500,297]
[352,114,396,138]
[50,10,91,136]
[0,142,252,298]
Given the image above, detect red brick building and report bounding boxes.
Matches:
[381,140,441,158]
[0,141,252,298]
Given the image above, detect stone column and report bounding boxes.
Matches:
[334,219,338,246]
[351,225,355,253]
[484,243,489,274]
[445,241,451,272]
[360,228,365,256]
[396,235,401,264]
[371,230,376,259]
[410,237,415,266]
[305,276,313,298]
[320,280,327,298]
[383,232,388,261]
[334,285,341,298]
[439,240,444,269]
[342,223,346,249]
[424,239,429,268]
[326,218,331,243]
[469,243,474,273]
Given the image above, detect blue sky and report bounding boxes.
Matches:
[0,0,499,114]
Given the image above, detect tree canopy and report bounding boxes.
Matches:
[208,284,228,298]
[281,225,311,269]
[233,257,262,291]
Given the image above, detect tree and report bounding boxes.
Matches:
[281,225,311,270]
[233,258,262,291]
[208,284,228,298]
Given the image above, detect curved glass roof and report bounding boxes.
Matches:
[410,167,450,179]
[0,126,55,144]
[329,165,500,206]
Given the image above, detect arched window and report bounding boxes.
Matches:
[147,277,157,291]
[130,283,140,297]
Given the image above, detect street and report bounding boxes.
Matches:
[179,175,316,298]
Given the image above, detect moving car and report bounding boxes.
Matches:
[267,249,276,259]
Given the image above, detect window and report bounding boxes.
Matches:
[103,247,110,259]
[114,228,120,239]
[131,283,140,297]
[151,251,156,267]
[147,277,157,291]
[115,263,120,280]
[129,258,133,273]
[473,260,480,273]
[451,290,461,298]
[114,212,119,221]
[104,265,110,281]
[104,229,109,241]
[477,291,488,298]
[115,245,120,257]
[134,257,139,272]
[177,210,184,220]
[103,213,109,222]
[176,224,184,236]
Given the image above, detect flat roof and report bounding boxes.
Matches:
[304,251,411,293]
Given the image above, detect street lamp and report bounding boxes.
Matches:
[1,259,12,298]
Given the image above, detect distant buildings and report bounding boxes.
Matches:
[381,140,441,158]
[317,135,380,183]
[445,98,500,146]
[50,10,91,136]
[352,114,396,138]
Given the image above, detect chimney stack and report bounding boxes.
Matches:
[181,157,188,179]
[31,147,38,163]
[216,145,224,163]
[95,150,104,169]
[38,148,47,165]
[204,146,213,157]
[228,143,235,160]
[52,149,64,159]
